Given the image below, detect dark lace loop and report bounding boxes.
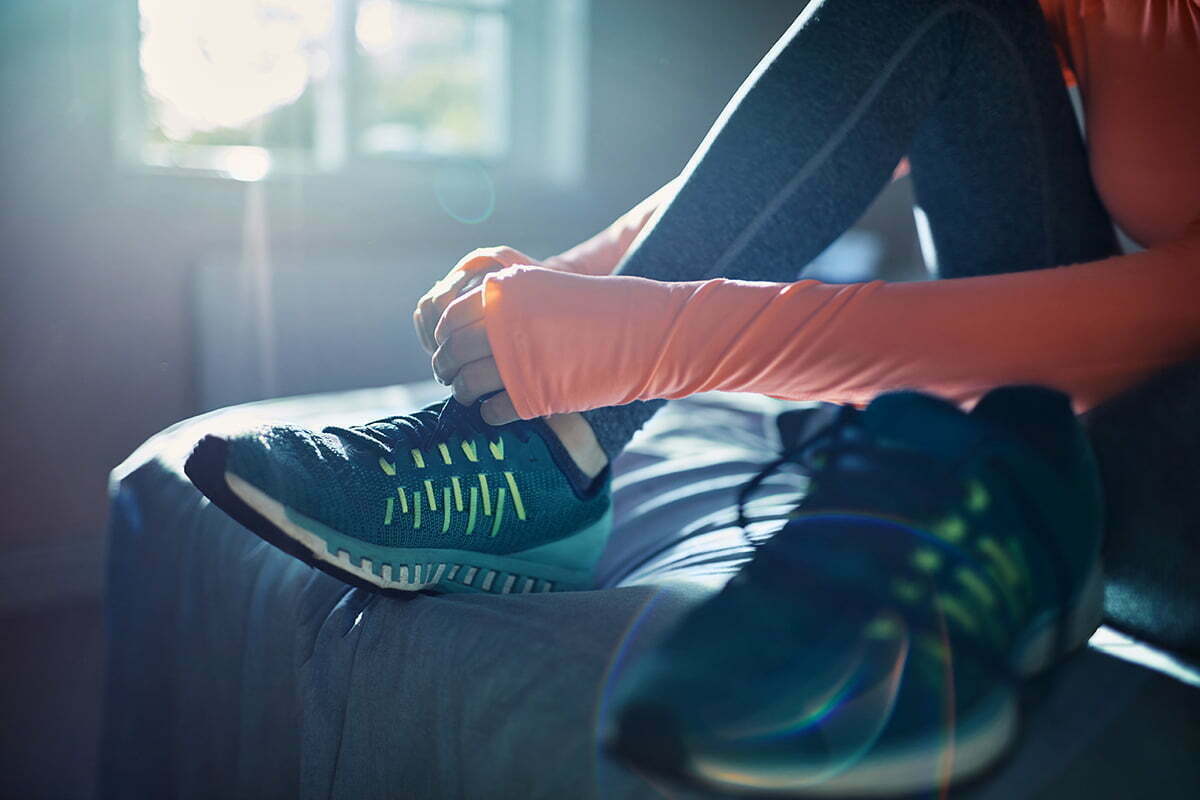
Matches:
[736,406,853,530]
[738,405,974,534]
[735,403,1082,699]
[735,448,805,531]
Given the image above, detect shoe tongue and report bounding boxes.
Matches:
[859,391,988,461]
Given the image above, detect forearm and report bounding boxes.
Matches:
[484,232,1200,417]
[543,177,681,276]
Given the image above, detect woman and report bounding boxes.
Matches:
[187,0,1199,792]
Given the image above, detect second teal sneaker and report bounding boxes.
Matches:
[606,386,1104,796]
[185,399,612,594]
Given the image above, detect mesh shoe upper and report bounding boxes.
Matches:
[610,387,1103,785]
[224,399,610,555]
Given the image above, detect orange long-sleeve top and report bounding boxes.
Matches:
[482,0,1200,419]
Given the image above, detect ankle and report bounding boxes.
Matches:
[544,412,608,480]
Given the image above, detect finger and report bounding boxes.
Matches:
[417,269,464,341]
[413,308,429,353]
[431,322,491,384]
[418,307,440,355]
[480,391,519,426]
[429,267,474,311]
[451,357,503,405]
[419,245,533,352]
[459,271,487,295]
[450,247,504,274]
[452,246,529,274]
[414,300,437,354]
[422,246,531,343]
[434,286,485,346]
[425,269,492,353]
[416,262,490,353]
[431,261,495,321]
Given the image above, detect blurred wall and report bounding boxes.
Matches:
[0,0,919,605]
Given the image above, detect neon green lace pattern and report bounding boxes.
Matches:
[376,436,527,538]
[864,478,1035,666]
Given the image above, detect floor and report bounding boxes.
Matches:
[0,599,104,800]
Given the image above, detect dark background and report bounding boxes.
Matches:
[0,1,920,796]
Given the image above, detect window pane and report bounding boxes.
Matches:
[355,0,508,158]
[137,0,333,169]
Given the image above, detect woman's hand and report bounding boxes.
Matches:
[413,246,544,354]
[431,284,519,426]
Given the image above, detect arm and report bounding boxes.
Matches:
[482,226,1200,417]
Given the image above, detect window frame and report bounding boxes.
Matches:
[111,0,586,187]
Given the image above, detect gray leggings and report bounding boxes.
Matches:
[579,0,1200,654]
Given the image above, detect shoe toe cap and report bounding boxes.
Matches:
[224,424,334,506]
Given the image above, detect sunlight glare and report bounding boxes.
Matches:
[139,0,333,138]
[356,0,397,55]
[222,146,273,181]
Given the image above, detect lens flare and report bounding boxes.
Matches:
[690,612,911,791]
[934,604,956,800]
[594,590,681,798]
[434,161,495,224]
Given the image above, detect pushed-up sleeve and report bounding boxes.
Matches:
[483,230,1200,419]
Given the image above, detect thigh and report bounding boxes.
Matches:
[303,583,707,799]
[908,0,1119,278]
[616,0,1117,285]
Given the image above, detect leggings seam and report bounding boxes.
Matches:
[709,1,1055,278]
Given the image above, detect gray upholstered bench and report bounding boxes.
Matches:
[101,383,1200,798]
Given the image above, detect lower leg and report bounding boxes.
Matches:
[544,412,608,481]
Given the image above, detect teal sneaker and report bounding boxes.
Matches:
[606,386,1104,796]
[185,399,611,594]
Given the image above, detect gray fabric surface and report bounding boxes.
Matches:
[102,383,1199,799]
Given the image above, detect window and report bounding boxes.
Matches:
[117,0,585,182]
[355,0,508,159]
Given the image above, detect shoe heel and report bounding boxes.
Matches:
[1013,555,1104,676]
